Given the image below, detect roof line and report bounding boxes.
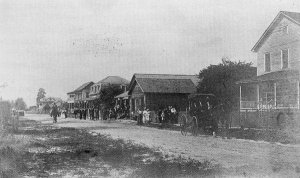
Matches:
[281,11,300,25]
[134,73,198,76]
[135,78,145,93]
[252,11,300,52]
[251,12,282,52]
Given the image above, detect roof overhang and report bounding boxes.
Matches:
[114,91,129,99]
[236,70,300,84]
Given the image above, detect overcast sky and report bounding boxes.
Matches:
[0,0,300,106]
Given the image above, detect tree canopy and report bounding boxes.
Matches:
[36,88,46,105]
[198,59,256,111]
[14,97,27,110]
[95,85,123,117]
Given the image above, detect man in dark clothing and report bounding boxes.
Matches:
[79,110,82,120]
[51,103,59,123]
[137,108,143,125]
[64,109,68,118]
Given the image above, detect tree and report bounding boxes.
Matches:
[36,88,46,106]
[198,59,256,126]
[95,85,123,119]
[14,98,27,110]
[43,103,51,114]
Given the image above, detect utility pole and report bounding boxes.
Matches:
[0,82,7,129]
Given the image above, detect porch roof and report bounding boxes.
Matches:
[236,70,299,84]
[114,91,129,99]
[128,73,200,94]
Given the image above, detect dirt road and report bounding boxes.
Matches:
[28,114,300,177]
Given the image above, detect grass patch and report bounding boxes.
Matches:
[0,131,28,178]
[225,128,297,144]
[13,119,220,177]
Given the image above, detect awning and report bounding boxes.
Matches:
[114,91,129,99]
[236,70,299,84]
[86,96,100,101]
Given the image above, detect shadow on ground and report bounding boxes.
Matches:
[5,119,221,177]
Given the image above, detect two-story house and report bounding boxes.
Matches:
[237,11,300,126]
[89,76,129,100]
[67,81,94,113]
[87,76,129,119]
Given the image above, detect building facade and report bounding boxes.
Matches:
[237,11,300,127]
[128,73,200,119]
[67,81,94,116]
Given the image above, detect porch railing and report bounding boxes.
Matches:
[240,100,298,109]
[240,101,257,109]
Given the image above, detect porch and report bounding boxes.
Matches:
[239,79,300,110]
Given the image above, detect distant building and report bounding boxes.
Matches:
[89,76,129,100]
[67,81,94,113]
[127,73,200,115]
[237,11,300,127]
[37,97,63,113]
[66,91,75,113]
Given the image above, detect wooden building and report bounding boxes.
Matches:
[89,76,129,100]
[237,11,300,127]
[67,81,94,114]
[128,73,200,115]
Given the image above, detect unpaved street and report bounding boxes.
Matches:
[28,114,300,177]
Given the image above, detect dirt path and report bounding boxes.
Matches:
[28,114,300,177]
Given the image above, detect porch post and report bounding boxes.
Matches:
[256,84,260,109]
[297,80,300,109]
[274,82,277,108]
[144,95,146,108]
[239,85,242,110]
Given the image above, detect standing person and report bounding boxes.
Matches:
[171,106,177,124]
[143,107,150,124]
[157,109,162,123]
[137,108,143,125]
[83,109,87,120]
[64,109,68,118]
[79,110,82,120]
[51,103,59,123]
[161,108,166,124]
[165,106,172,124]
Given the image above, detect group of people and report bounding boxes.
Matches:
[137,107,150,125]
[135,105,179,125]
[74,107,100,120]
[72,104,129,121]
[157,106,178,124]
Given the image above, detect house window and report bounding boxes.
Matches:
[265,53,271,72]
[281,49,289,69]
[273,25,288,34]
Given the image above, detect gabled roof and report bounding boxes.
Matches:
[94,76,129,86]
[128,73,200,94]
[72,81,94,93]
[252,11,300,52]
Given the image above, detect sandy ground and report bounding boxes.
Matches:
[26,114,300,177]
